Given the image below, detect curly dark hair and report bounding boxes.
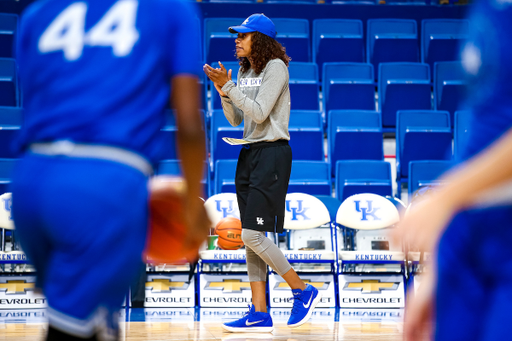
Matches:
[237,31,291,75]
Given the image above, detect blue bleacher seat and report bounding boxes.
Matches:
[273,19,310,62]
[204,18,244,65]
[0,14,17,59]
[322,63,375,117]
[313,19,364,73]
[396,110,452,195]
[434,61,467,126]
[367,19,419,79]
[335,160,393,202]
[422,19,469,79]
[408,160,453,197]
[288,62,320,110]
[0,158,16,196]
[210,109,243,171]
[0,58,18,107]
[328,110,383,176]
[288,160,331,195]
[208,61,240,111]
[0,107,22,126]
[379,62,431,130]
[214,159,237,194]
[454,110,471,161]
[288,110,324,160]
[0,127,19,159]
[157,159,210,198]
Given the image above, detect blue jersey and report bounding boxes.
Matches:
[15,0,201,164]
[461,0,512,160]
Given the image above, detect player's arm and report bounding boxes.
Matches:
[171,75,210,246]
[392,127,512,253]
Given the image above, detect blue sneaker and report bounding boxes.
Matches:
[222,305,273,333]
[287,284,322,328]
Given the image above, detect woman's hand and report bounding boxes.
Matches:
[203,62,232,96]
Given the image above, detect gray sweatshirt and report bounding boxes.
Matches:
[220,58,291,142]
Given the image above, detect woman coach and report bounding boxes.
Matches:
[203,13,321,333]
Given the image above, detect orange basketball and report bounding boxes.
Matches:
[144,176,202,264]
[214,217,244,250]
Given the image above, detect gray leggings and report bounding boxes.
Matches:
[242,229,292,282]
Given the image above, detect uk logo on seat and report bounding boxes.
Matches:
[2,196,11,220]
[354,200,380,221]
[286,200,310,221]
[215,199,237,219]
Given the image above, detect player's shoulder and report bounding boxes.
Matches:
[266,59,288,71]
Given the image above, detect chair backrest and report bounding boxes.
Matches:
[273,18,311,62]
[214,159,237,194]
[284,193,331,230]
[0,192,13,230]
[367,19,418,64]
[0,107,22,126]
[379,62,430,100]
[0,14,17,58]
[313,19,364,66]
[322,63,373,106]
[434,61,466,106]
[204,193,240,228]
[421,19,470,63]
[288,62,318,82]
[336,160,391,183]
[397,110,451,146]
[204,18,244,64]
[0,58,18,106]
[454,110,472,160]
[408,160,453,196]
[210,109,243,165]
[337,193,399,230]
[328,110,381,155]
[288,160,331,195]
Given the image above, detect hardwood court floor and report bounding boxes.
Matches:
[0,308,405,341]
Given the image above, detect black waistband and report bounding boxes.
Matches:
[243,139,289,149]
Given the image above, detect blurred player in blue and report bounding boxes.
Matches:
[13,0,208,340]
[393,0,512,340]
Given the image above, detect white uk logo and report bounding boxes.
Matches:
[256,217,264,225]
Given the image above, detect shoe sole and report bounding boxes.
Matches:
[287,291,323,328]
[222,325,274,333]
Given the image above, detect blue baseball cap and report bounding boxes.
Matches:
[229,14,277,39]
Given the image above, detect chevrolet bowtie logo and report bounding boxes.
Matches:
[0,280,35,294]
[343,280,399,293]
[145,279,188,293]
[205,279,251,293]
[274,279,328,290]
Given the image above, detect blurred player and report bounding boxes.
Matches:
[392,1,512,340]
[204,14,321,332]
[12,0,208,340]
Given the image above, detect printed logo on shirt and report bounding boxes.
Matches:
[256,217,264,225]
[239,78,262,87]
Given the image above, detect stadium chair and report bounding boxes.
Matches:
[0,107,22,126]
[335,160,392,202]
[157,159,210,198]
[208,61,240,111]
[204,18,244,65]
[454,110,472,161]
[434,61,467,126]
[288,160,331,195]
[378,62,431,130]
[273,19,310,62]
[0,126,18,159]
[288,62,320,111]
[0,14,17,58]
[312,19,364,74]
[0,58,19,107]
[396,110,452,196]
[269,193,337,308]
[288,110,324,160]
[408,160,453,197]
[422,19,470,79]
[210,109,244,172]
[328,110,383,177]
[0,159,16,197]
[336,194,406,308]
[322,63,376,118]
[367,19,419,80]
[214,159,237,194]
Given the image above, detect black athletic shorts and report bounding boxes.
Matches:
[235,139,292,233]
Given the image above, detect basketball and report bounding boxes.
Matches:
[214,217,244,250]
[144,176,202,264]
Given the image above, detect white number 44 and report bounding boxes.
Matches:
[38,1,139,61]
